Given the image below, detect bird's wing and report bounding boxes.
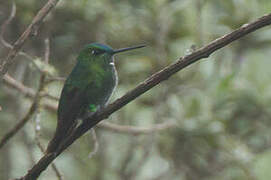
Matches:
[46,82,89,153]
[57,82,88,128]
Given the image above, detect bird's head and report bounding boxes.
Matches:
[78,43,145,66]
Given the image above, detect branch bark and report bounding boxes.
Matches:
[3,74,58,101]
[0,39,50,149]
[0,1,16,49]
[18,13,271,180]
[0,0,59,78]
[0,98,37,149]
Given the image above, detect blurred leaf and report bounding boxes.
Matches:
[32,58,58,76]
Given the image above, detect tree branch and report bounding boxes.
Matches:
[98,121,176,136]
[0,2,39,67]
[18,13,271,180]
[0,0,59,78]
[0,97,37,149]
[3,74,58,101]
[0,73,46,149]
[0,1,16,49]
[0,39,51,149]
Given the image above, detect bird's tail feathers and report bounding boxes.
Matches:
[46,121,77,154]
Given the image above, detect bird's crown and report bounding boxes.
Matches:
[83,43,114,56]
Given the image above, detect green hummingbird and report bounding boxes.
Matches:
[46,43,145,153]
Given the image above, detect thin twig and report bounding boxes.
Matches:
[45,76,65,83]
[0,1,16,48]
[3,74,59,101]
[98,121,176,136]
[0,97,38,149]
[88,129,99,158]
[0,2,34,60]
[0,38,57,157]
[44,38,50,64]
[19,12,271,180]
[0,73,45,149]
[0,1,60,76]
[0,0,59,78]
[0,66,46,149]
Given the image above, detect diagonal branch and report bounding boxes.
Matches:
[0,97,37,149]
[0,0,59,78]
[0,74,46,149]
[18,12,271,180]
[3,74,58,101]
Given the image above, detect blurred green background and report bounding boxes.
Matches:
[1,0,271,179]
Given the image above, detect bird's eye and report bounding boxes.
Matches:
[91,50,103,56]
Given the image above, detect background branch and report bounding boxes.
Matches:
[88,129,99,158]
[0,1,16,49]
[19,12,271,180]
[0,0,59,78]
[0,96,37,149]
[3,74,58,101]
[0,2,40,67]
[99,121,176,136]
[0,39,50,149]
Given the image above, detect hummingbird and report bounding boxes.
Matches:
[46,43,145,153]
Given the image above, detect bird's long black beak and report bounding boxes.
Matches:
[113,44,146,54]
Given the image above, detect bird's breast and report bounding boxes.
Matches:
[85,65,117,107]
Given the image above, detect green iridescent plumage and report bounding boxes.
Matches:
[46,43,145,153]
